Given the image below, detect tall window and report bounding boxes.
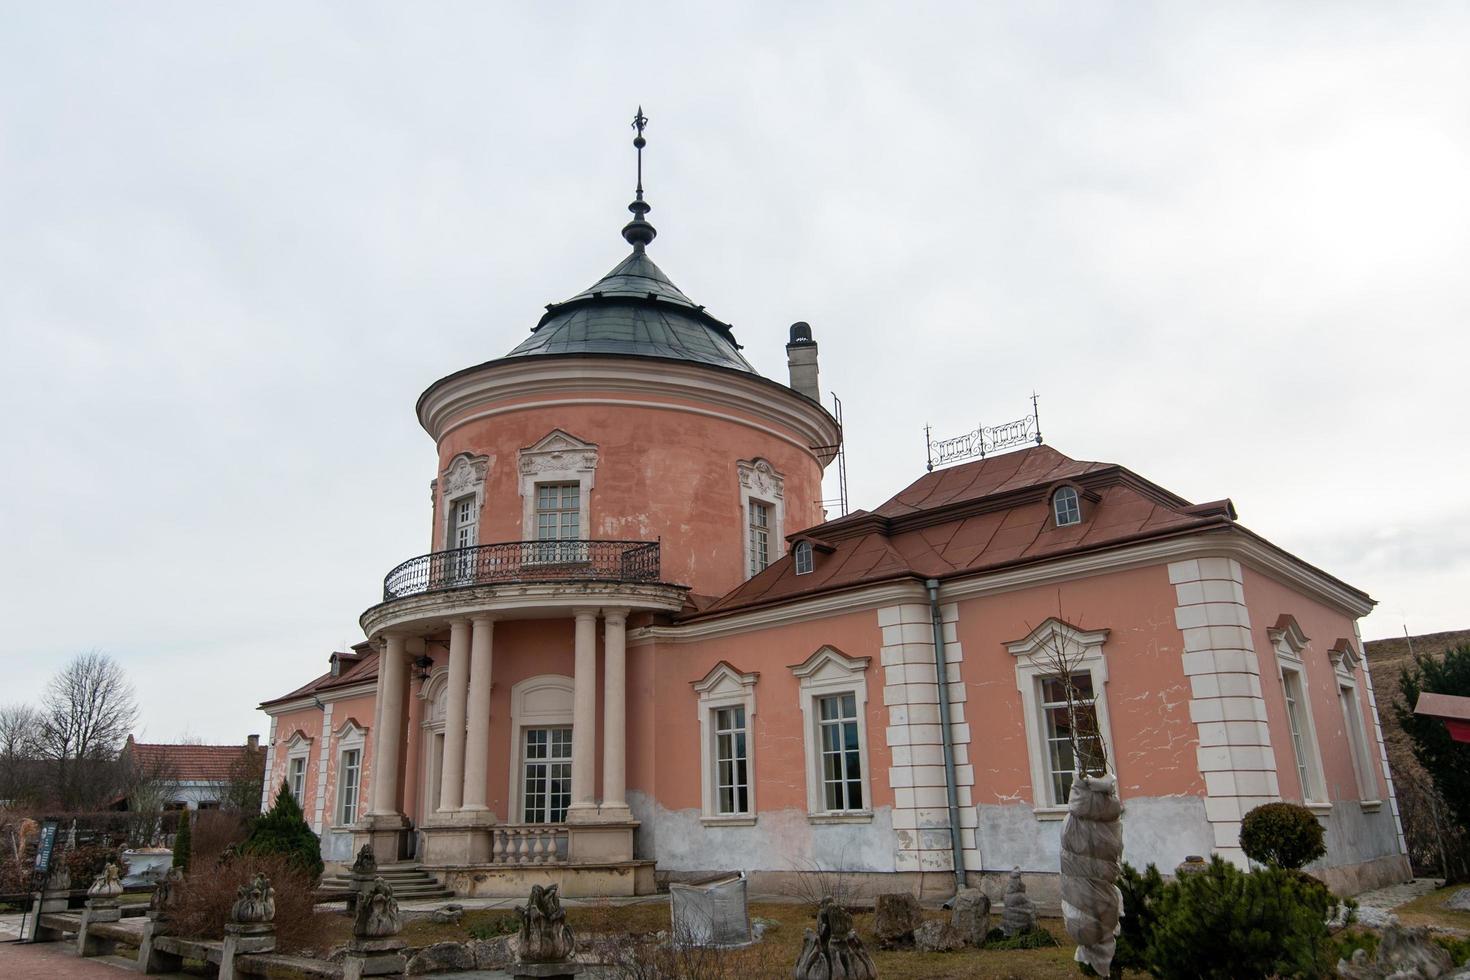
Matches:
[817,693,864,812]
[338,748,361,825]
[1281,670,1321,801]
[1039,673,1104,805]
[522,727,572,823]
[534,483,580,562]
[713,706,750,815]
[1339,685,1376,799]
[288,756,307,803]
[451,496,478,549]
[1053,487,1081,527]
[749,501,771,576]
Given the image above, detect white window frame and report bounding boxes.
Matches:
[436,453,488,551]
[748,500,772,577]
[694,662,759,825]
[1052,486,1081,527]
[737,458,785,581]
[1006,618,1115,818]
[506,674,575,824]
[334,719,366,828]
[794,540,814,575]
[417,666,450,821]
[1267,618,1328,808]
[520,726,573,824]
[1329,640,1379,804]
[283,730,312,805]
[791,646,872,822]
[518,430,598,542]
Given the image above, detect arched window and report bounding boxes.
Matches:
[1053,486,1081,527]
[794,540,814,575]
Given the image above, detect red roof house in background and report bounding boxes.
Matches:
[119,734,261,810]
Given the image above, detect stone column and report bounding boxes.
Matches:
[601,608,630,818]
[370,633,408,817]
[438,619,471,814]
[461,617,494,812]
[566,609,600,822]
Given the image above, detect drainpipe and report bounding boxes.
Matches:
[926,578,968,895]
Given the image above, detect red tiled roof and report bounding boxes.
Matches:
[122,739,252,783]
[688,446,1258,619]
[260,648,379,709]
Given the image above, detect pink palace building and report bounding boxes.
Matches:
[259,126,1410,900]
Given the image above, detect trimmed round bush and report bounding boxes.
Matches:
[1240,802,1326,869]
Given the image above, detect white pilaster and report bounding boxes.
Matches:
[567,610,600,821]
[438,620,471,813]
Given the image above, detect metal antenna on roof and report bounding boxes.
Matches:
[1032,391,1043,445]
[622,106,657,251]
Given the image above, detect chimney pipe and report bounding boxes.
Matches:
[785,322,820,403]
[247,734,260,751]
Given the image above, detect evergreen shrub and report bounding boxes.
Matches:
[171,811,192,870]
[1144,856,1338,980]
[240,780,322,880]
[1240,802,1326,869]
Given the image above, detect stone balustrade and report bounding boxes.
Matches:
[491,825,568,865]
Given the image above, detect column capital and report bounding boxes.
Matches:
[573,608,600,624]
[601,607,631,623]
[469,614,497,626]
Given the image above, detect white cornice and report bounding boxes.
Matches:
[361,581,688,640]
[416,357,841,463]
[318,682,377,704]
[633,528,1371,643]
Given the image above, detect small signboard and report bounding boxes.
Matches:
[33,821,58,875]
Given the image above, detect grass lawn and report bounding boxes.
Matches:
[302,900,1140,980]
[1389,884,1470,934]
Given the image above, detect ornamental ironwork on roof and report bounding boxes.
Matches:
[499,108,758,376]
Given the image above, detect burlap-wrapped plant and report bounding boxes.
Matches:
[1061,771,1124,977]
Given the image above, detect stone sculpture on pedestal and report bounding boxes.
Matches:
[1001,867,1037,937]
[342,877,407,980]
[794,896,877,980]
[221,873,277,980]
[513,884,581,979]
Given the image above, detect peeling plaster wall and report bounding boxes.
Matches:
[631,791,898,873]
[975,796,1214,874]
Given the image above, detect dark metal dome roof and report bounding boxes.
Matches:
[501,250,757,374]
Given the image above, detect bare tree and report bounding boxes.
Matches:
[0,703,44,806]
[222,743,266,816]
[40,651,139,809]
[1028,597,1110,803]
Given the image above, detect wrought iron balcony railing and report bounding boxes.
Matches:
[382,539,661,601]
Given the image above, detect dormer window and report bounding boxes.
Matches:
[1053,486,1081,527]
[794,541,814,575]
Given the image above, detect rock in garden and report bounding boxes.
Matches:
[470,936,513,970]
[874,892,923,948]
[406,941,476,974]
[1446,888,1470,913]
[914,918,964,952]
[1336,922,1454,979]
[950,888,991,947]
[1001,868,1036,938]
[429,903,464,925]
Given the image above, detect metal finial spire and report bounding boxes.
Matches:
[622,106,656,250]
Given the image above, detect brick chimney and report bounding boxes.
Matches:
[246,734,260,751]
[785,322,820,403]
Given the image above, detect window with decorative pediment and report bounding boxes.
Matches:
[284,730,312,804]
[791,646,871,821]
[519,430,598,546]
[1329,639,1378,802]
[738,458,785,580]
[694,662,759,823]
[333,719,367,827]
[1268,616,1327,806]
[435,453,488,553]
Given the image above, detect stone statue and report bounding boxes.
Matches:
[149,867,183,918]
[1060,772,1124,978]
[230,872,276,925]
[354,877,403,939]
[516,884,576,963]
[794,896,877,980]
[88,863,124,903]
[1337,923,1455,979]
[351,843,377,877]
[1001,867,1036,937]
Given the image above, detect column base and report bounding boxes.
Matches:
[566,821,639,863]
[420,809,499,864]
[595,803,632,822]
[356,814,412,862]
[563,803,601,825]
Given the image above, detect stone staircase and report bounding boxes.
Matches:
[320,862,454,902]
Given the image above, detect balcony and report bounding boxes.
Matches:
[382,539,662,601]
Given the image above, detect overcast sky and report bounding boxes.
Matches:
[2,3,1467,743]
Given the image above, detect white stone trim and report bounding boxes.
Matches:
[438,453,489,549]
[260,716,278,813]
[693,662,759,822]
[506,674,575,824]
[417,357,841,467]
[1355,623,1407,855]
[879,602,974,872]
[518,430,598,541]
[1169,557,1279,865]
[738,458,785,580]
[312,703,334,833]
[792,646,873,821]
[1336,674,1378,802]
[284,729,313,808]
[1329,639,1364,681]
[332,718,367,828]
[418,667,450,822]
[1006,618,1115,813]
[1267,619,1328,806]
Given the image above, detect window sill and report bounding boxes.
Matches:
[1032,806,1069,821]
[1359,799,1383,812]
[700,815,757,827]
[808,811,873,825]
[1306,802,1334,816]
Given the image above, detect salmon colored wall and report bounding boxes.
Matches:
[951,565,1204,804]
[433,396,827,598]
[266,706,323,810]
[1242,570,1385,803]
[319,694,377,831]
[644,609,893,815]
